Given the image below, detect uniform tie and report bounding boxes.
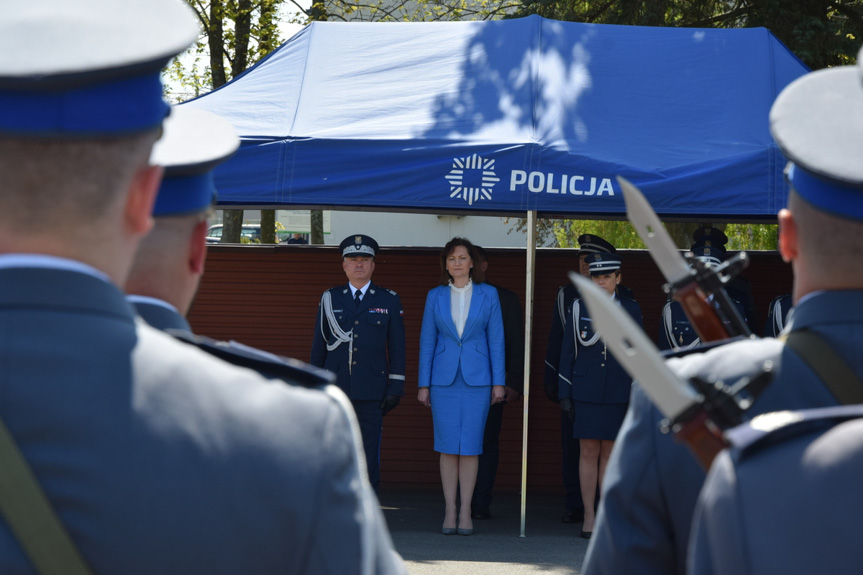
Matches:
[354,289,362,307]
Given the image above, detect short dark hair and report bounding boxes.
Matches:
[439,237,485,285]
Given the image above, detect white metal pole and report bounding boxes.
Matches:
[520,210,536,537]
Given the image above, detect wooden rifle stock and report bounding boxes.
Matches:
[671,410,729,470]
[674,282,730,342]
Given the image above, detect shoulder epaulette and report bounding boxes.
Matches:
[166,329,335,388]
[727,404,863,460]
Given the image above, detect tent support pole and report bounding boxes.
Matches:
[520,210,536,537]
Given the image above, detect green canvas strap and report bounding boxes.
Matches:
[784,329,863,405]
[0,417,93,575]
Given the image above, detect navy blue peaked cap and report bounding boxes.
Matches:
[578,234,616,254]
[340,235,379,258]
[586,252,621,276]
[149,107,240,216]
[690,244,724,267]
[0,0,198,137]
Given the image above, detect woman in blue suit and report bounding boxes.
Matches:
[418,237,506,536]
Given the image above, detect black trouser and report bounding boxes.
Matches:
[352,399,383,493]
[561,411,584,512]
[472,401,504,513]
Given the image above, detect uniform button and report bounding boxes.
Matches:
[376,321,381,324]
[600,363,605,367]
[355,320,359,325]
[354,333,359,338]
[353,347,358,352]
[352,361,358,365]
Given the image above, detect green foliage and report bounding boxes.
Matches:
[319,0,521,22]
[509,0,863,70]
[164,0,284,101]
[507,217,778,250]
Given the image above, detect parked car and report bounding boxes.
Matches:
[206,224,296,244]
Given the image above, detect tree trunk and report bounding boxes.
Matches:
[260,210,276,244]
[222,210,244,243]
[232,0,253,78]
[310,210,324,244]
[208,0,227,88]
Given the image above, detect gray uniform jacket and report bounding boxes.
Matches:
[0,265,405,575]
[583,290,859,575]
[690,404,863,575]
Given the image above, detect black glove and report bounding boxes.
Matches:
[380,394,401,416]
[559,397,574,423]
[544,382,560,403]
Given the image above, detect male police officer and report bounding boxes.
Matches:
[125,108,339,383]
[0,2,404,573]
[471,246,524,520]
[658,243,750,351]
[312,235,407,492]
[125,107,239,332]
[687,56,863,575]
[582,58,857,575]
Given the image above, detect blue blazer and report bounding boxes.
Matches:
[418,282,505,389]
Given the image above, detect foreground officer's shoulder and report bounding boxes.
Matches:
[726,405,863,462]
[167,329,336,388]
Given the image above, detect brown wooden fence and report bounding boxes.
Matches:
[188,244,792,493]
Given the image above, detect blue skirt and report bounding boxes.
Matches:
[430,367,490,456]
[572,400,628,441]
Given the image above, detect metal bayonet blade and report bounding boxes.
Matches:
[617,176,691,285]
[570,272,698,420]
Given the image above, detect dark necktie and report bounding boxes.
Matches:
[354,289,361,307]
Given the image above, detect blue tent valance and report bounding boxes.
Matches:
[183,16,809,220]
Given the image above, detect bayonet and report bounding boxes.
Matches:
[618,176,750,341]
[571,273,772,468]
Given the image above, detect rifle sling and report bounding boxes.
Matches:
[0,417,93,575]
[784,329,863,405]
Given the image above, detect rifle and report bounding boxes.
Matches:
[619,176,750,342]
[577,177,773,468]
[571,273,772,469]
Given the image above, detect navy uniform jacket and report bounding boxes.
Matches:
[311,282,406,400]
[582,290,859,575]
[544,284,578,401]
[545,283,634,400]
[558,294,643,404]
[690,404,863,575]
[658,297,750,351]
[0,264,405,575]
[489,282,524,392]
[764,293,794,337]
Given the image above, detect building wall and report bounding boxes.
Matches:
[210,208,541,248]
[188,245,793,492]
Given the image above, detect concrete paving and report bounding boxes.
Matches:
[379,490,588,575]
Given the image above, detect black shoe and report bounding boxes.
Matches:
[472,509,492,520]
[580,530,592,539]
[562,509,584,524]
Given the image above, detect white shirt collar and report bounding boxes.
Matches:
[350,281,371,297]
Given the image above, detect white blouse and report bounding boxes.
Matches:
[449,280,473,338]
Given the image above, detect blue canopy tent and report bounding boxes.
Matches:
[183,17,809,533]
[183,15,808,220]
